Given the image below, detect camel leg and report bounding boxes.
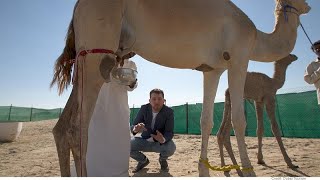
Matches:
[222,119,243,176]
[73,55,109,176]
[217,89,242,176]
[70,135,82,177]
[224,116,243,176]
[53,127,71,177]
[67,88,83,176]
[53,85,94,177]
[52,88,78,176]
[265,97,298,168]
[217,110,230,176]
[228,60,255,177]
[255,101,265,164]
[68,55,117,176]
[198,69,224,177]
[72,1,124,176]
[217,91,230,168]
[217,100,230,166]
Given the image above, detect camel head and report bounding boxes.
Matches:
[276,0,311,15]
[275,54,298,67]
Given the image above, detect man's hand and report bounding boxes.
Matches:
[133,123,147,133]
[151,130,165,144]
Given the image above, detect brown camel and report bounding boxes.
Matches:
[217,54,298,176]
[51,0,310,177]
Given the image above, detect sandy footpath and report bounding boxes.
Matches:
[0,119,319,177]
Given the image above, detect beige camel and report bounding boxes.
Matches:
[51,0,310,177]
[217,54,298,176]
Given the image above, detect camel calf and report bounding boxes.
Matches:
[217,54,298,176]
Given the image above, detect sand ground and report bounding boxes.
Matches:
[0,119,319,177]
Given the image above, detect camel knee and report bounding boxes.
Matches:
[217,132,224,146]
[53,123,66,141]
[271,122,279,131]
[217,126,230,146]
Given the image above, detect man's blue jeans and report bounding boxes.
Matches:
[130,137,176,163]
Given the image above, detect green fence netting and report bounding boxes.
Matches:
[0,106,63,122]
[1,90,320,138]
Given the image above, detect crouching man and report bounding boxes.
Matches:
[130,88,176,173]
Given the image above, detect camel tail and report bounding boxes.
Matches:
[50,18,76,95]
[50,1,80,95]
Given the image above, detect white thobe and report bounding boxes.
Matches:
[304,58,320,104]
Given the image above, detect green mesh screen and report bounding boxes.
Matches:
[171,105,187,134]
[1,91,319,138]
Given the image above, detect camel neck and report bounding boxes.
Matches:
[249,7,299,62]
[272,62,290,90]
[270,10,299,54]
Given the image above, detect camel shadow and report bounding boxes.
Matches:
[261,164,310,177]
[131,168,173,177]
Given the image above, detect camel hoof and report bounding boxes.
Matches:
[199,170,210,177]
[223,171,231,177]
[242,170,256,177]
[236,169,244,177]
[198,162,210,177]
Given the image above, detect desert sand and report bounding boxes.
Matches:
[0,119,319,177]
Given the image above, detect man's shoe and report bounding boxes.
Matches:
[159,159,169,172]
[132,158,150,173]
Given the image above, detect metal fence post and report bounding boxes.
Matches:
[30,106,33,122]
[8,104,12,121]
[186,102,189,134]
[59,108,62,118]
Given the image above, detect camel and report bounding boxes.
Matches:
[50,0,310,177]
[217,54,298,176]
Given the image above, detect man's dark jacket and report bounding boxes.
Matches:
[130,103,174,143]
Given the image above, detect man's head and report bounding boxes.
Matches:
[149,88,165,112]
[311,40,320,57]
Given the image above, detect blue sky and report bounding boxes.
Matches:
[0,0,319,109]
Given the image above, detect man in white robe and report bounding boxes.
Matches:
[304,40,320,104]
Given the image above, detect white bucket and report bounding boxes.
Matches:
[0,122,23,142]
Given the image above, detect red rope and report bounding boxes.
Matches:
[79,49,115,56]
[72,49,115,85]
[79,56,84,176]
